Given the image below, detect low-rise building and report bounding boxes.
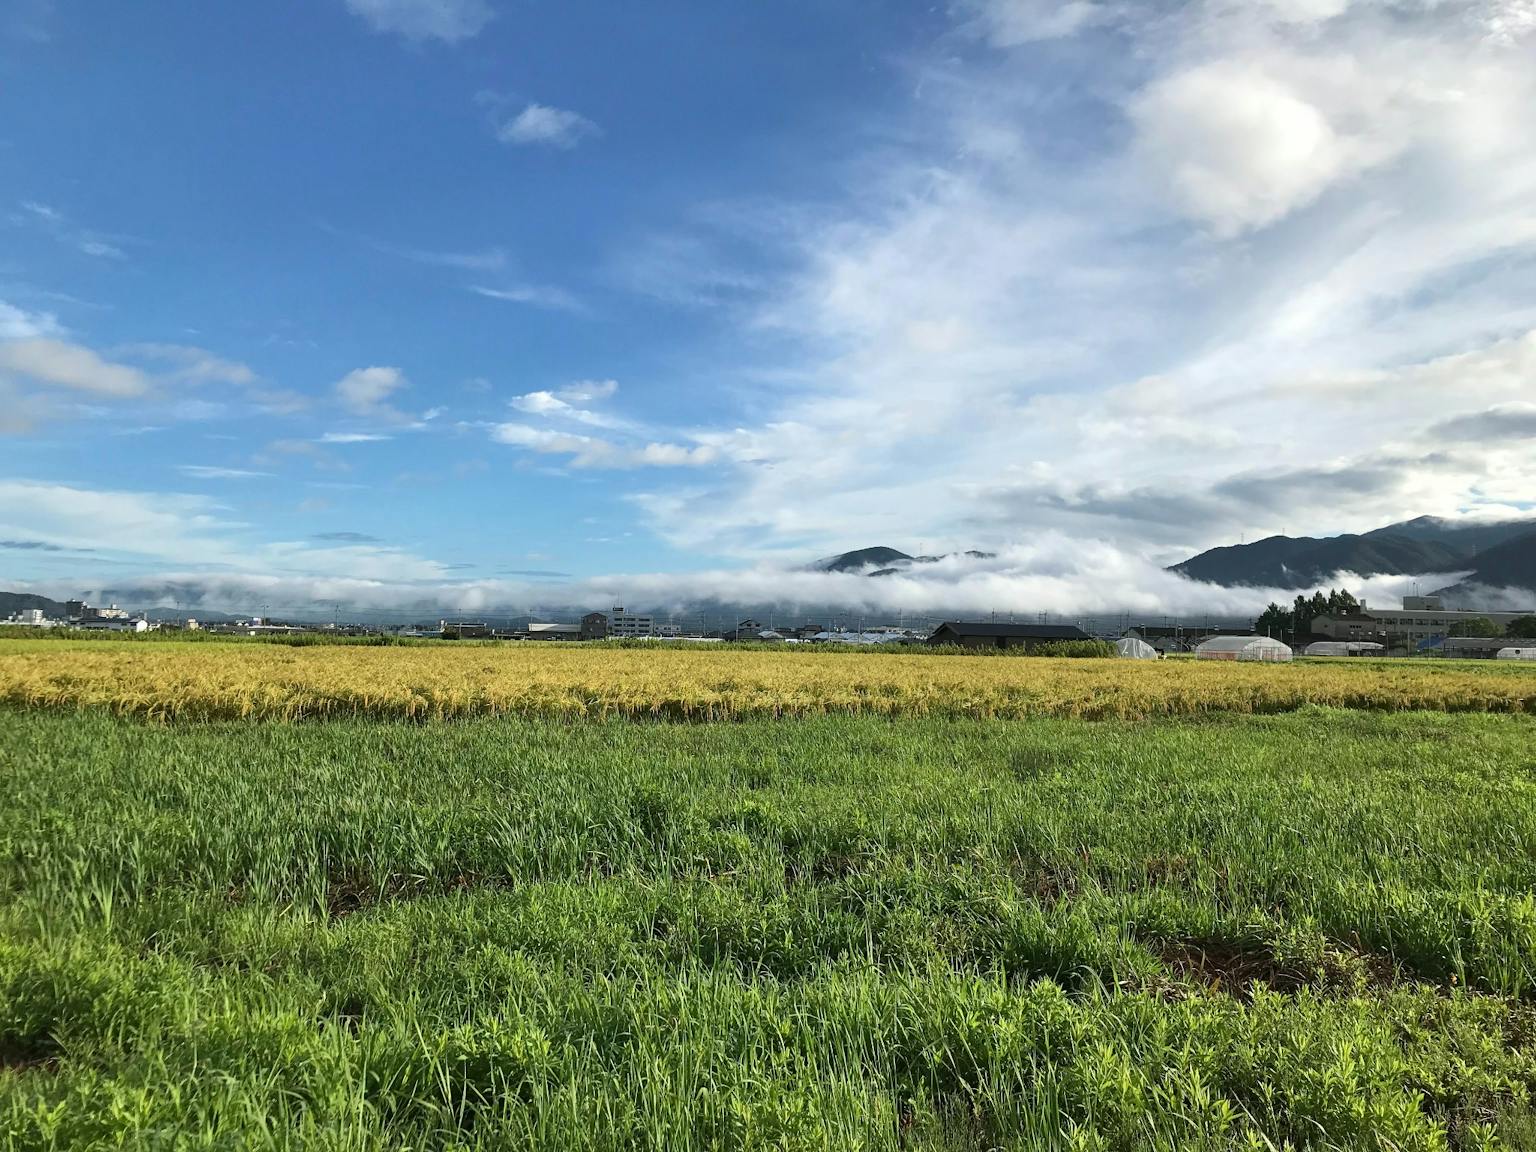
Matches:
[77,617,150,633]
[525,622,581,640]
[1440,636,1514,659]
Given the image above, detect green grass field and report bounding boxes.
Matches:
[4,703,1536,1149]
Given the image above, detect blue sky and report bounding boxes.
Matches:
[3,0,1535,617]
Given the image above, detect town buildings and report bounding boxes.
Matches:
[1310,595,1534,647]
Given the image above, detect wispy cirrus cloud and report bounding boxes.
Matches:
[318,432,393,444]
[177,465,273,480]
[14,200,133,260]
[469,283,583,312]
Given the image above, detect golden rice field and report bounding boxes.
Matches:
[2,638,1534,721]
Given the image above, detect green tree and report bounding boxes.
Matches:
[1292,594,1311,636]
[1289,590,1339,638]
[1256,603,1293,637]
[1326,588,1359,616]
[1507,616,1536,639]
[1449,616,1501,638]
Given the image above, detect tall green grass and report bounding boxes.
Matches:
[3,708,1536,1148]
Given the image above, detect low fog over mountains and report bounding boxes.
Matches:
[11,515,1530,627]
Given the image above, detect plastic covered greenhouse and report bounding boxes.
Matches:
[1114,637,1161,659]
[1195,636,1294,663]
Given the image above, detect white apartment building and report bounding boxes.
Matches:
[607,608,655,638]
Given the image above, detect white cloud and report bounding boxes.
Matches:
[958,0,1114,45]
[318,432,393,443]
[0,299,61,340]
[76,238,126,260]
[493,103,600,149]
[509,390,570,417]
[342,0,492,42]
[634,443,719,467]
[0,479,457,585]
[589,0,1536,568]
[491,422,716,469]
[0,338,148,396]
[335,366,407,417]
[19,200,61,223]
[557,379,618,403]
[1130,64,1353,236]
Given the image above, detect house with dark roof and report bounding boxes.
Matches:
[926,621,1092,651]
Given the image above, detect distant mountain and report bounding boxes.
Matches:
[137,607,245,623]
[1173,517,1536,591]
[815,547,914,573]
[0,592,70,618]
[815,547,998,575]
[1438,532,1536,595]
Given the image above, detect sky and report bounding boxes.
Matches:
[2,0,1535,618]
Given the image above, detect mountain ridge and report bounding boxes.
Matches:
[1173,517,1536,591]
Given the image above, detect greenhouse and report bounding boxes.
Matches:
[1114,636,1161,660]
[1194,635,1294,663]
